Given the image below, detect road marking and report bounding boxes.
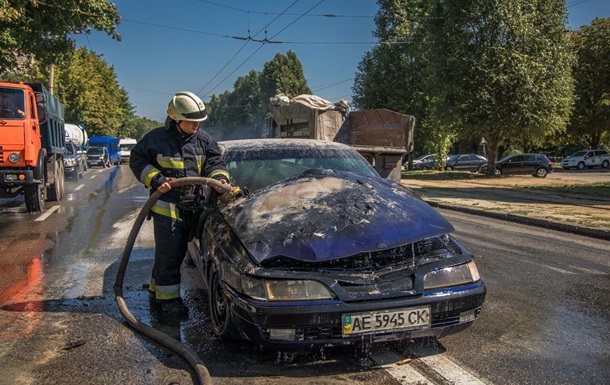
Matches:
[35,205,60,221]
[74,184,85,191]
[371,348,434,385]
[372,345,488,385]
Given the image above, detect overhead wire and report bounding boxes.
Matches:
[197,0,310,97]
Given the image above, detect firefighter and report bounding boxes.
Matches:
[130,91,231,316]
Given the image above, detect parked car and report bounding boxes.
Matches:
[86,147,110,168]
[411,154,437,170]
[445,154,487,171]
[561,149,610,170]
[186,139,486,350]
[63,140,85,179]
[479,153,553,178]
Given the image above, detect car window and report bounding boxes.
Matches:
[225,148,379,192]
[571,151,588,157]
[525,155,536,161]
[594,150,607,156]
[87,148,103,155]
[510,155,524,162]
[65,144,75,155]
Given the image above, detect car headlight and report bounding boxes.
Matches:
[424,260,480,290]
[64,158,76,166]
[241,276,333,301]
[8,152,21,163]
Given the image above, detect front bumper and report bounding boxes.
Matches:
[225,281,486,350]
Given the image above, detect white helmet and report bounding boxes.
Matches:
[167,91,208,122]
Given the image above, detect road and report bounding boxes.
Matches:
[0,166,608,385]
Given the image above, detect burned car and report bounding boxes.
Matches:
[187,139,485,350]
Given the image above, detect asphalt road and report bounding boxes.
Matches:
[0,166,608,385]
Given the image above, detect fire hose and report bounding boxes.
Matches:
[114,177,235,385]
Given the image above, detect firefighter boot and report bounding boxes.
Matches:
[159,298,188,316]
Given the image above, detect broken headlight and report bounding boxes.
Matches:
[241,276,333,301]
[423,260,480,290]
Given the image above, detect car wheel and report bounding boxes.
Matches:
[494,168,502,176]
[577,162,585,170]
[535,168,548,178]
[209,264,237,340]
[603,160,610,169]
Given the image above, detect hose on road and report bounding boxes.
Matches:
[114,177,231,385]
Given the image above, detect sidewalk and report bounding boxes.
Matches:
[400,173,610,241]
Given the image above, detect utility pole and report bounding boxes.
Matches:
[48,63,54,94]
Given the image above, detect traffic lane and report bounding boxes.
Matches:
[0,165,184,385]
[438,209,610,385]
[0,165,406,385]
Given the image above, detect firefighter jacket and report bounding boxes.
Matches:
[129,119,230,220]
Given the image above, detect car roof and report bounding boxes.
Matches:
[219,138,355,152]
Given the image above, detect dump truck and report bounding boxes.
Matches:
[267,94,415,183]
[0,82,66,212]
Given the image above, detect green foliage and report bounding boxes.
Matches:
[569,17,610,149]
[206,50,311,138]
[0,0,120,73]
[125,116,163,141]
[353,0,441,156]
[51,47,133,137]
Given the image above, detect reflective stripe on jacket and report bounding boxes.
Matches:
[129,120,230,218]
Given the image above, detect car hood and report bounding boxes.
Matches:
[221,169,454,263]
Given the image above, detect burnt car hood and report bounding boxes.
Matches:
[222,169,454,263]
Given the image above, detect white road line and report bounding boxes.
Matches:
[74,184,85,191]
[371,348,434,385]
[372,345,489,385]
[417,353,487,385]
[35,205,60,221]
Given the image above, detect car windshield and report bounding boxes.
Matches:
[65,145,75,155]
[224,146,379,192]
[88,148,103,155]
[571,151,588,157]
[120,144,135,151]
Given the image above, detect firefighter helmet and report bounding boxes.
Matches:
[167,91,208,122]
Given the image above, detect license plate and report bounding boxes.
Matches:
[342,306,431,336]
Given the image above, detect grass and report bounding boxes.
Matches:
[533,182,610,198]
[402,170,610,198]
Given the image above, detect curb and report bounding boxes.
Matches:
[425,200,610,241]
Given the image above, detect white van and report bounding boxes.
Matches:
[119,138,137,164]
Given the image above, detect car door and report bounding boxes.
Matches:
[523,154,538,174]
[503,155,524,174]
[453,155,469,170]
[584,151,597,167]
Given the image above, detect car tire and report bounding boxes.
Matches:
[577,162,585,170]
[494,168,502,176]
[209,264,237,341]
[602,160,610,169]
[535,168,548,178]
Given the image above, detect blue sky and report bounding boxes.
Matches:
[75,0,610,122]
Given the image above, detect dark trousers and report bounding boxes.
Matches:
[151,212,189,300]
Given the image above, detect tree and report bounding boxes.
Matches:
[259,50,311,103]
[568,17,610,149]
[127,117,163,141]
[51,47,132,136]
[353,0,450,160]
[207,50,311,137]
[0,0,120,73]
[426,0,574,174]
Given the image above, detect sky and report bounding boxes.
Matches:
[74,0,610,123]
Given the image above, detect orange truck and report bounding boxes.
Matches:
[0,82,66,212]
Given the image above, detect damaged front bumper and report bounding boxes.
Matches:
[224,281,486,350]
